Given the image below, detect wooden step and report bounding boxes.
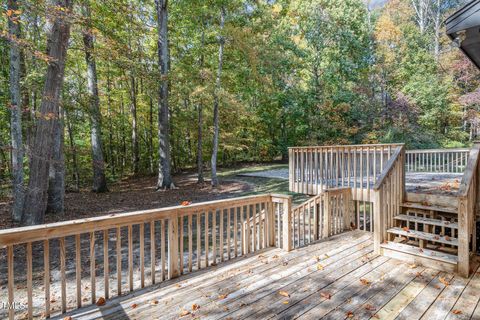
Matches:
[381,242,457,273]
[394,214,458,229]
[387,227,458,246]
[401,202,457,214]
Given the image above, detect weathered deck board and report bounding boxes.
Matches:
[53,231,480,320]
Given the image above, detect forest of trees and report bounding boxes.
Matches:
[1,0,479,225]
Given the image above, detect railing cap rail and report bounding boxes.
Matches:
[373,146,404,190]
[458,142,480,196]
[288,143,404,150]
[406,148,469,153]
[0,193,277,247]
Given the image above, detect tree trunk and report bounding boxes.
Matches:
[65,108,80,191]
[46,109,65,215]
[22,0,72,225]
[211,6,225,188]
[82,1,108,192]
[149,96,154,173]
[197,26,205,184]
[129,75,140,174]
[7,0,25,222]
[155,0,174,189]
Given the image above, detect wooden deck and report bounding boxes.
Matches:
[56,230,480,320]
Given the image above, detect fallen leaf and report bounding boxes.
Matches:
[96,297,106,306]
[402,226,410,232]
[63,317,72,320]
[218,294,228,300]
[439,277,450,286]
[408,264,417,269]
[364,304,376,311]
[320,292,331,300]
[131,303,137,309]
[452,309,462,315]
[346,311,354,318]
[282,301,289,305]
[279,290,290,298]
[151,300,159,305]
[445,236,451,241]
[181,201,191,206]
[317,264,324,270]
[192,304,200,310]
[360,278,371,285]
[179,309,190,317]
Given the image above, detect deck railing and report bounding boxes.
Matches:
[405,148,469,173]
[372,145,406,254]
[0,191,354,319]
[457,142,480,277]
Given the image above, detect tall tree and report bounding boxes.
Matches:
[22,0,73,225]
[82,0,108,192]
[197,25,206,184]
[46,110,65,215]
[155,0,175,189]
[7,0,25,222]
[211,5,225,187]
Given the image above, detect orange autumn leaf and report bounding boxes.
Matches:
[181,201,191,206]
[346,311,354,318]
[279,290,290,298]
[320,292,331,300]
[439,277,450,286]
[63,317,72,320]
[402,226,410,232]
[452,309,462,315]
[218,294,228,300]
[192,304,200,310]
[360,278,371,285]
[131,303,138,309]
[96,297,106,306]
[179,309,190,317]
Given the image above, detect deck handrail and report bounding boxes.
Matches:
[288,143,403,150]
[458,143,480,196]
[406,148,469,153]
[373,145,404,190]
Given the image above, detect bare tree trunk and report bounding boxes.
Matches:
[46,109,65,215]
[129,75,140,174]
[211,6,225,188]
[197,26,205,184]
[65,108,79,191]
[22,0,72,225]
[155,0,174,189]
[82,1,108,192]
[149,96,154,173]
[106,65,115,177]
[7,0,25,222]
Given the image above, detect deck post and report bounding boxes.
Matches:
[373,189,384,255]
[168,212,180,279]
[458,197,470,277]
[289,148,294,192]
[282,197,292,251]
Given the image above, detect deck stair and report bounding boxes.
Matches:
[381,200,460,272]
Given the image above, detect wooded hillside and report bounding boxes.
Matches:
[1,0,479,224]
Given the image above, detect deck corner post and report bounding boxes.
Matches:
[458,197,470,278]
[373,189,384,255]
[168,212,180,279]
[282,197,292,251]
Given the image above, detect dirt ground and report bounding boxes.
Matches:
[0,173,255,230]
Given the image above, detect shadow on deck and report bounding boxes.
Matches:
[55,230,480,320]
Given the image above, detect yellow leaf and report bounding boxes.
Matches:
[282,301,289,304]
[179,309,190,317]
[218,294,228,300]
[279,290,290,298]
[317,264,324,270]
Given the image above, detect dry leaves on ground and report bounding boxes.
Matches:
[439,277,450,286]
[192,304,200,310]
[360,278,371,285]
[452,309,462,315]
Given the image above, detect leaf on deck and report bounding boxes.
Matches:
[360,278,371,285]
[346,311,354,318]
[279,290,290,298]
[320,292,331,300]
[317,264,324,270]
[439,277,450,286]
[452,309,462,315]
[192,304,200,310]
[96,297,106,306]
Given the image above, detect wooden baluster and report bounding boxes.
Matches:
[8,245,14,320]
[319,148,324,191]
[168,214,180,279]
[103,230,110,297]
[161,220,166,280]
[116,227,121,295]
[241,206,246,255]
[179,216,184,274]
[75,234,82,308]
[234,207,238,257]
[60,237,66,313]
[219,209,224,262]
[44,240,50,318]
[197,213,201,270]
[140,223,145,286]
[227,208,231,260]
[26,242,32,319]
[212,210,217,263]
[204,212,209,267]
[127,225,133,292]
[188,214,193,272]
[90,231,96,302]
[151,221,156,284]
